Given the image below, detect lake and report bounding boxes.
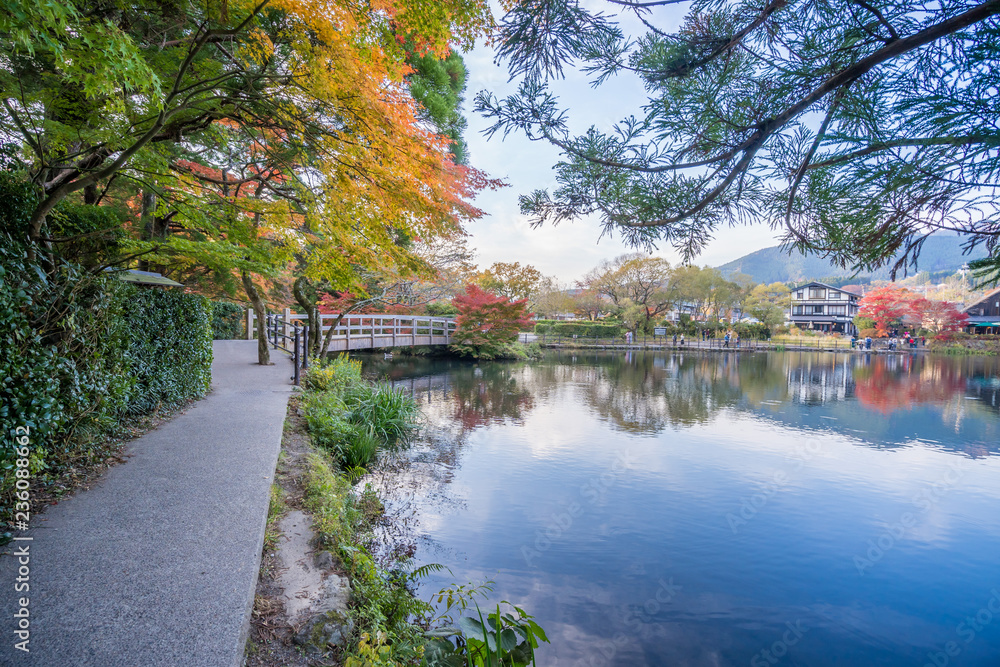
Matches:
[362,350,1000,667]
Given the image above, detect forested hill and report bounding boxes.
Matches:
[716,235,985,284]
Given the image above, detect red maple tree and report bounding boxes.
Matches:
[858,286,914,336]
[451,284,533,356]
[907,298,969,333]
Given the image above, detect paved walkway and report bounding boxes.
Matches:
[0,341,292,667]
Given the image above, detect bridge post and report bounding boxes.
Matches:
[393,317,397,347]
[246,308,254,340]
[302,325,309,369]
[346,315,351,350]
[292,323,300,385]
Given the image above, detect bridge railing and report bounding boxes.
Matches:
[249,310,457,358]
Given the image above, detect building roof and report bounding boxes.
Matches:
[105,269,184,287]
[792,281,857,295]
[963,287,1000,314]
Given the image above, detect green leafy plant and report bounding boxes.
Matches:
[303,356,419,470]
[423,602,550,667]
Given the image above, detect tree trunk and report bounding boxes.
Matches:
[292,276,323,356]
[138,191,157,272]
[242,270,271,365]
[320,312,347,358]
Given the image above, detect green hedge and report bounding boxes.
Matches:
[121,288,213,415]
[211,301,246,339]
[1,241,212,517]
[534,320,623,337]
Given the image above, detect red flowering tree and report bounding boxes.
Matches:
[451,284,534,358]
[858,286,914,336]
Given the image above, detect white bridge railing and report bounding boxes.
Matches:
[248,309,456,352]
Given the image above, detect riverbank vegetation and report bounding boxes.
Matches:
[304,356,419,470]
[929,333,1000,356]
[248,359,548,665]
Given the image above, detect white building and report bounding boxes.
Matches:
[789,282,860,335]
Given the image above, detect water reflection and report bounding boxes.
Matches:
[367,351,1000,455]
[359,350,1000,667]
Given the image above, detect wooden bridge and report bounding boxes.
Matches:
[247,310,456,352]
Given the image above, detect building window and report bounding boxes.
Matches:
[796,291,804,299]
[829,291,841,300]
[792,306,803,315]
[809,287,826,299]
[809,305,824,315]
[829,305,846,315]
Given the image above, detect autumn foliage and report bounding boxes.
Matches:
[858,286,967,336]
[450,284,533,358]
[908,298,968,334]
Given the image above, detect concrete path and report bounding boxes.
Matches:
[0,341,293,667]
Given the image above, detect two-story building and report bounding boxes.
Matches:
[963,288,1000,334]
[788,282,861,335]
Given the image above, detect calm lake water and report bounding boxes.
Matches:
[362,350,1000,667]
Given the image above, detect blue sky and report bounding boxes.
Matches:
[457,4,784,284]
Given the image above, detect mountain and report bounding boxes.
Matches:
[716,235,986,284]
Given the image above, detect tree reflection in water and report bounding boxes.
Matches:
[360,349,1000,457]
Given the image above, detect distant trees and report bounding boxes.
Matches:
[578,254,765,331]
[569,289,606,321]
[530,276,576,318]
[858,286,915,336]
[473,262,545,302]
[745,283,792,328]
[909,298,969,334]
[584,253,677,332]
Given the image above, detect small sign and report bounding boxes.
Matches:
[653,327,667,336]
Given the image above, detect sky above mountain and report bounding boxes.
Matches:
[458,8,784,284]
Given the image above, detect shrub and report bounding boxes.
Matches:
[119,287,213,415]
[210,301,245,339]
[303,354,364,393]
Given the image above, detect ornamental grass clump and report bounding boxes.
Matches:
[303,355,419,470]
